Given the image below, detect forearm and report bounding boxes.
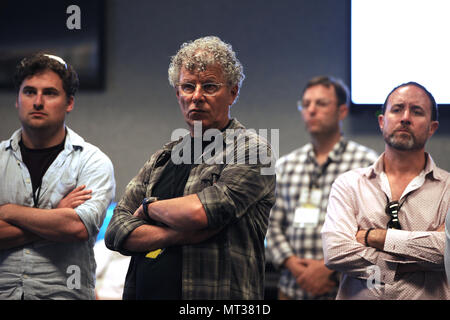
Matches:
[0,204,88,242]
[322,228,402,285]
[123,224,178,253]
[146,194,208,231]
[0,220,41,250]
[266,226,295,268]
[265,207,295,268]
[361,228,445,268]
[123,223,220,253]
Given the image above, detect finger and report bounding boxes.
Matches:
[65,185,86,197]
[72,189,92,196]
[75,195,92,203]
[72,185,87,192]
[66,190,92,200]
[297,258,309,266]
[71,200,87,208]
[73,194,92,200]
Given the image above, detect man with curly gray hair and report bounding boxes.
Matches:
[106,36,276,299]
[167,36,245,134]
[168,36,244,99]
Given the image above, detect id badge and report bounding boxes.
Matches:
[293,204,320,228]
[309,188,322,207]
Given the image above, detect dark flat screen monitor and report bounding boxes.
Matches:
[0,0,105,91]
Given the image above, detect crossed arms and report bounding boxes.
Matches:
[120,194,219,253]
[322,175,447,284]
[0,186,92,250]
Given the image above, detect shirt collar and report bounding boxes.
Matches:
[365,152,443,181]
[5,126,84,153]
[162,118,245,152]
[306,136,347,164]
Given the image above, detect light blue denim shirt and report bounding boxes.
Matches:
[0,127,115,299]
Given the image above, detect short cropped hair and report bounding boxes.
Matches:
[168,36,245,98]
[381,81,438,121]
[302,75,350,107]
[14,53,79,101]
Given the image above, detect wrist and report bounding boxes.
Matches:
[365,228,387,250]
[142,197,158,221]
[0,204,13,222]
[365,228,374,247]
[284,255,304,276]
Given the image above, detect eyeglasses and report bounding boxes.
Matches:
[178,82,223,97]
[297,99,333,111]
[385,200,402,229]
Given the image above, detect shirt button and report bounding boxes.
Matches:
[25,249,30,254]
[25,179,31,184]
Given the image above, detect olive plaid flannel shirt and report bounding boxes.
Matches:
[105,119,276,299]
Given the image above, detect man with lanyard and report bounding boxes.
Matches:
[0,53,115,299]
[322,82,449,299]
[266,76,378,300]
[105,36,276,299]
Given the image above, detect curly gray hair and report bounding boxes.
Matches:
[168,36,245,96]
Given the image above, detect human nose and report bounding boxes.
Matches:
[191,84,205,101]
[400,109,412,125]
[306,103,317,114]
[33,92,44,110]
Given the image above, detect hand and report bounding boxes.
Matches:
[56,185,92,209]
[133,205,158,225]
[295,259,336,297]
[133,205,145,220]
[284,255,306,278]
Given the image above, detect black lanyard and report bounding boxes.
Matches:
[309,159,332,189]
[309,140,347,189]
[33,185,42,208]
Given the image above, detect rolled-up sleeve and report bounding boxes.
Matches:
[75,147,115,241]
[197,163,275,229]
[105,160,150,255]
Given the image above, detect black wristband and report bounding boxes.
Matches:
[365,228,374,247]
[142,197,158,221]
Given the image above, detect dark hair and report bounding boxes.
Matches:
[381,81,438,121]
[302,75,350,107]
[13,53,79,100]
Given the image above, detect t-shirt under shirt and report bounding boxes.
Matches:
[19,138,65,208]
[134,137,216,300]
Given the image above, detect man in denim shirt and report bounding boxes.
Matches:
[0,54,115,299]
